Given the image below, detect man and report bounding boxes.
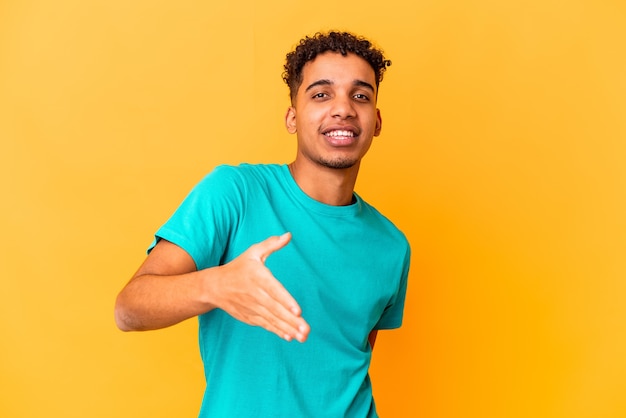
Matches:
[115,31,410,417]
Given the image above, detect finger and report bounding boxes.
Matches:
[252,304,310,343]
[224,296,302,342]
[254,280,310,342]
[252,232,292,263]
[253,315,297,342]
[255,267,303,317]
[222,267,307,339]
[266,297,309,340]
[230,288,311,343]
[235,282,309,342]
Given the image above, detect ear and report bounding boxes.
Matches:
[285,106,297,134]
[374,108,382,137]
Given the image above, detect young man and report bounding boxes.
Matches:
[115,31,410,417]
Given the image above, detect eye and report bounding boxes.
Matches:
[354,93,370,101]
[312,92,328,99]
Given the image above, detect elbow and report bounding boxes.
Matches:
[114,307,131,332]
[114,312,132,332]
[114,295,137,332]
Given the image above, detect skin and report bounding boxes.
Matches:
[115,52,382,347]
[285,52,382,206]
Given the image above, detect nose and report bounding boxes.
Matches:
[331,93,356,119]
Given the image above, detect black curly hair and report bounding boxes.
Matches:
[283,31,391,103]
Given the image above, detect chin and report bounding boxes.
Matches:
[318,157,358,169]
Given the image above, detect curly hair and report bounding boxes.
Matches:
[283,31,391,102]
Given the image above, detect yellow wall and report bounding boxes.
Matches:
[1,1,625,417]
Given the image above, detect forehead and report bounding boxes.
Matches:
[299,52,376,91]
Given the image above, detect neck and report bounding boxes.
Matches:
[288,160,360,206]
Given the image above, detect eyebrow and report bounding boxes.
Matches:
[304,79,376,93]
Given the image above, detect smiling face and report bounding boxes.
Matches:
[285,52,382,170]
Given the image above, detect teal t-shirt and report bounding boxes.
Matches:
[153,164,410,417]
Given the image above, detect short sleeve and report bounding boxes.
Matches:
[148,165,246,270]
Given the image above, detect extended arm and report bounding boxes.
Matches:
[114,233,309,342]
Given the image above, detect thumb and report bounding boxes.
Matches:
[256,232,292,263]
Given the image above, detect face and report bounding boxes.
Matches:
[285,52,382,170]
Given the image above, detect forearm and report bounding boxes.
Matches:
[115,235,309,341]
[114,269,217,331]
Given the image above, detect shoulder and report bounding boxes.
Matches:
[358,197,410,250]
[195,163,283,191]
[202,163,282,182]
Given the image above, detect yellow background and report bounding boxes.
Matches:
[1,0,625,417]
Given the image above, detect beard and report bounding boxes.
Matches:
[316,156,358,169]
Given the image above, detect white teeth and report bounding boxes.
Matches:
[325,130,354,137]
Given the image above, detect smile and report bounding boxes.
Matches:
[324,130,355,138]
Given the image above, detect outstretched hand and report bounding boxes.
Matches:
[210,232,310,342]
